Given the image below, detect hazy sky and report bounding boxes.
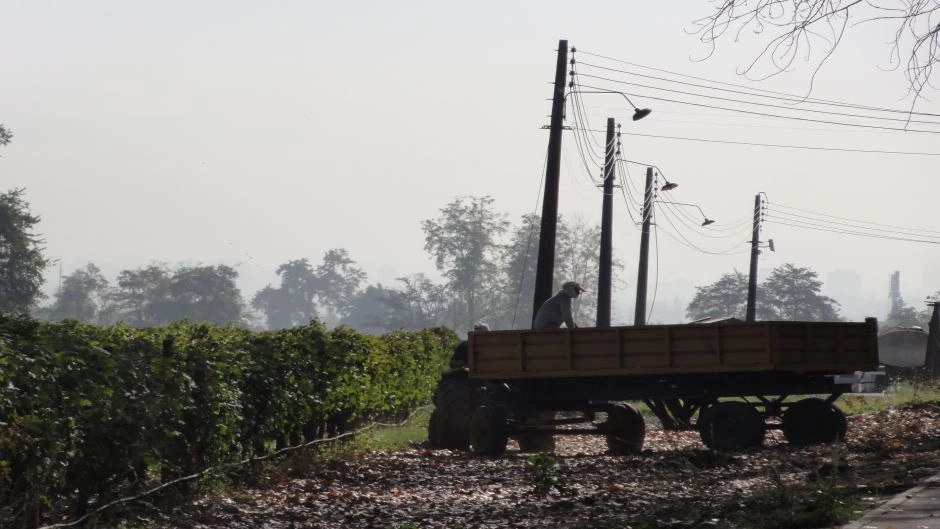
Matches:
[2,1,938,325]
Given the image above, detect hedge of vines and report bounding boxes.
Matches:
[0,314,458,528]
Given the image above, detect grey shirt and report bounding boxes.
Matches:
[532,291,575,329]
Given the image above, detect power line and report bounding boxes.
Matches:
[575,127,940,156]
[575,70,940,127]
[766,208,940,240]
[575,61,940,125]
[657,201,754,240]
[577,82,940,135]
[764,216,940,245]
[772,202,940,236]
[573,49,940,119]
[656,203,753,255]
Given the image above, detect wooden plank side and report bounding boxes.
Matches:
[771,321,877,371]
[468,321,877,379]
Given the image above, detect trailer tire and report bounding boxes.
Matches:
[469,406,509,456]
[430,370,475,449]
[782,398,847,446]
[606,404,645,455]
[698,402,765,450]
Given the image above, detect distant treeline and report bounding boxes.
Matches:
[4,190,613,332]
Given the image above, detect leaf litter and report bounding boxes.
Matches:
[164,403,940,529]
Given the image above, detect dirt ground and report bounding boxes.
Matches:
[156,402,940,529]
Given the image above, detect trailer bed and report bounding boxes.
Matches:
[468,319,879,380]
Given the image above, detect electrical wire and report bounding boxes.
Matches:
[618,176,641,225]
[577,127,940,156]
[656,201,754,240]
[766,208,940,241]
[656,205,754,255]
[575,65,940,126]
[648,218,661,323]
[569,67,609,153]
[763,216,940,245]
[577,82,940,135]
[616,156,646,205]
[510,146,551,329]
[574,49,940,119]
[771,202,940,236]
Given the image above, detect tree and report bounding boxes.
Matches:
[383,274,452,331]
[109,263,172,326]
[691,1,939,106]
[313,248,366,325]
[687,264,840,321]
[43,263,110,322]
[496,213,541,329]
[340,275,451,333]
[340,283,398,333]
[252,259,318,329]
[252,250,366,330]
[0,188,50,314]
[761,263,842,321]
[422,196,508,330]
[556,217,611,326]
[108,263,244,326]
[162,264,244,326]
[0,124,11,150]
[686,270,750,320]
[886,295,924,328]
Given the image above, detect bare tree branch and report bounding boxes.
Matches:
[691,0,940,112]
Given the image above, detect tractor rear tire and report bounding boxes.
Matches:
[782,398,847,446]
[469,406,509,456]
[698,401,765,450]
[606,404,646,455]
[429,370,474,449]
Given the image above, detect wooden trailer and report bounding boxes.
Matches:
[429,319,879,455]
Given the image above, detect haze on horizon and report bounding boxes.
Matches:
[2,1,938,327]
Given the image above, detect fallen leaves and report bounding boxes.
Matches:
[168,404,940,529]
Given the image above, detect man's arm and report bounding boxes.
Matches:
[562,297,576,328]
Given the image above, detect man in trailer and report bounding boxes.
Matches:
[533,281,585,329]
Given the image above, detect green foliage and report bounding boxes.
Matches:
[98,263,245,327]
[687,263,842,322]
[0,188,50,314]
[422,195,509,330]
[727,468,852,529]
[253,251,367,330]
[762,264,841,321]
[41,262,110,322]
[526,452,565,493]
[686,270,749,320]
[0,314,458,528]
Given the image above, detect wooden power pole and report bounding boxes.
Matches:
[532,39,569,325]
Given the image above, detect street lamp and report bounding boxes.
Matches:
[568,90,652,121]
[656,201,716,226]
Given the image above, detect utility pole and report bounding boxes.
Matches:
[597,118,616,328]
[634,167,654,326]
[532,39,568,325]
[927,301,940,375]
[745,194,762,322]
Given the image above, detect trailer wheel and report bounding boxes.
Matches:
[429,370,475,449]
[469,406,509,456]
[698,401,765,450]
[606,404,645,455]
[782,398,847,446]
